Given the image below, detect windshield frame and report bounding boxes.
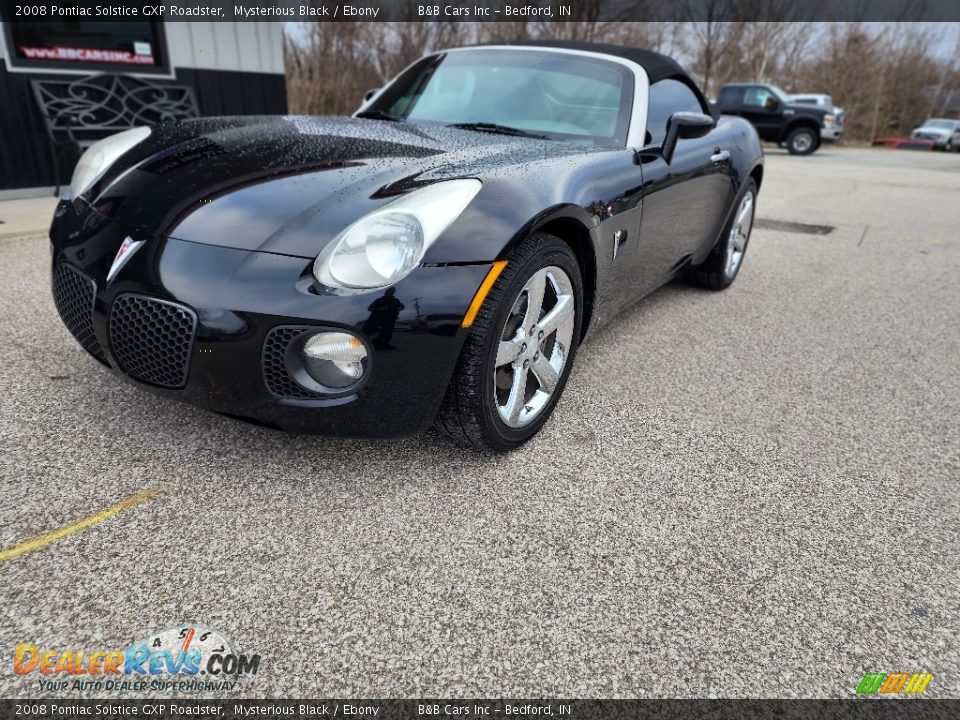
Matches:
[358,46,650,148]
[767,85,793,104]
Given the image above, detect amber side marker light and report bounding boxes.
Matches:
[462,260,508,328]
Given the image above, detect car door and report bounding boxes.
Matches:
[716,85,743,116]
[630,79,735,294]
[740,85,784,141]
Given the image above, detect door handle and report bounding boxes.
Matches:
[710,150,730,163]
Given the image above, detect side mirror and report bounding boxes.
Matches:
[363,88,379,103]
[662,111,716,164]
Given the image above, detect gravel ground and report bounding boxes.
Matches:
[0,147,958,699]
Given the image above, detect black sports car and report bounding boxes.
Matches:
[50,41,763,451]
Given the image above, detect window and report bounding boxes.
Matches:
[794,94,831,107]
[4,22,168,74]
[923,120,958,130]
[646,78,705,146]
[718,86,741,106]
[743,86,778,109]
[368,50,634,145]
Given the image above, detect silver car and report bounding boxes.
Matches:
[911,119,960,151]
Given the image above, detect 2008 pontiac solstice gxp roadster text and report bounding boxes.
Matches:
[50,42,763,451]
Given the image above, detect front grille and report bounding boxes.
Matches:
[263,326,324,399]
[109,294,197,388]
[51,264,109,365]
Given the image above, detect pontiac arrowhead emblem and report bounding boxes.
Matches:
[106,236,145,284]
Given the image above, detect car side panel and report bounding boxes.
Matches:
[632,125,736,290]
[739,87,786,142]
[428,118,760,338]
[424,150,658,327]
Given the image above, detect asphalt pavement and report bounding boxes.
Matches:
[1,147,957,699]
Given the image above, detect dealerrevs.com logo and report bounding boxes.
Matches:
[14,625,260,693]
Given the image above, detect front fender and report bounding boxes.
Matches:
[421,148,638,264]
[780,117,821,142]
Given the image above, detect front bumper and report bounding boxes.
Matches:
[49,201,491,438]
[821,126,843,142]
[911,133,948,147]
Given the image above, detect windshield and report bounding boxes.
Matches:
[364,49,634,145]
[768,85,792,104]
[923,120,956,129]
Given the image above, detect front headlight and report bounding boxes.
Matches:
[313,179,482,292]
[823,114,836,127]
[67,126,151,200]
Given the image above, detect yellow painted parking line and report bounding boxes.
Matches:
[0,488,162,562]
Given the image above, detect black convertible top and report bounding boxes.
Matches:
[476,40,690,85]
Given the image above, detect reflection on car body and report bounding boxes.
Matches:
[49,41,763,450]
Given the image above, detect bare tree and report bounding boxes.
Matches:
[285,20,960,142]
[680,0,740,98]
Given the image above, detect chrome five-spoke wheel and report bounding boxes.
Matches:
[494,266,575,428]
[435,232,583,450]
[725,190,754,278]
[684,177,757,290]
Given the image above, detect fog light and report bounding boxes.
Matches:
[300,331,368,389]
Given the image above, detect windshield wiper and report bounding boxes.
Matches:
[447,122,549,140]
[356,110,406,122]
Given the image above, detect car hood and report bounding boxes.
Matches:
[913,126,951,137]
[86,115,592,257]
[785,103,829,118]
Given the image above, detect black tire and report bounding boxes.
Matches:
[435,232,583,451]
[786,126,818,155]
[684,178,757,291]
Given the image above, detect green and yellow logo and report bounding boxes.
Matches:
[856,672,933,695]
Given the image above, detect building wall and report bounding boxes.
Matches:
[167,22,285,75]
[0,22,287,194]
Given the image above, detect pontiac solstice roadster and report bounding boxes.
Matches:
[50,41,763,450]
